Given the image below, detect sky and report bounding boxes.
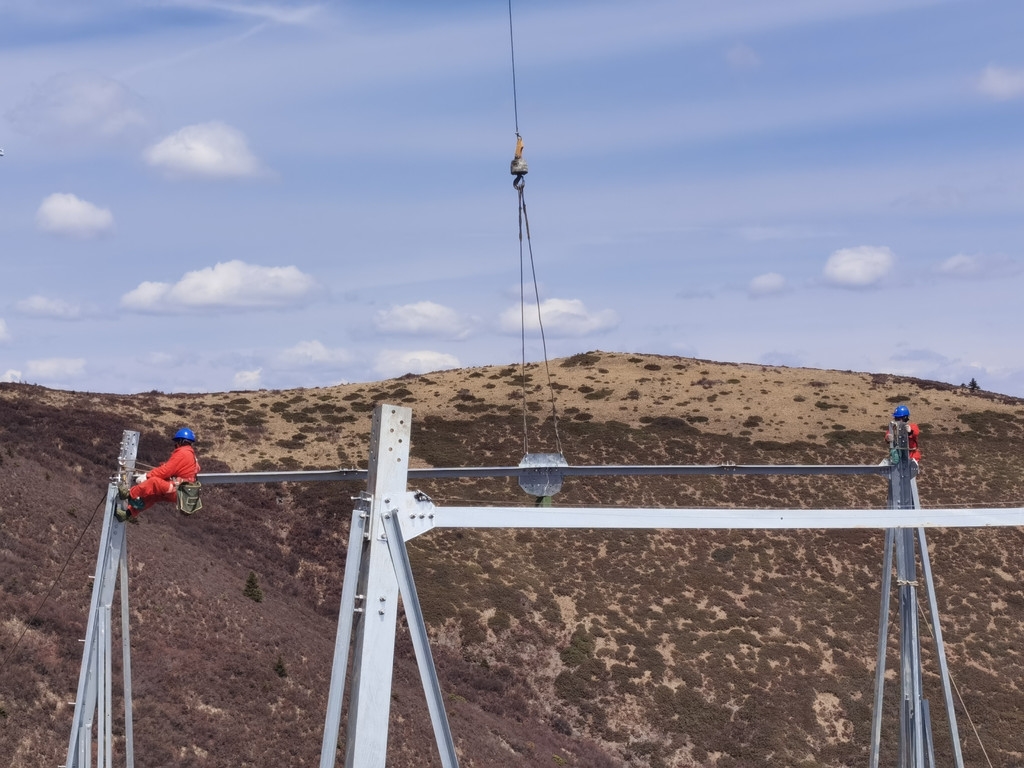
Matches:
[1,0,1023,397]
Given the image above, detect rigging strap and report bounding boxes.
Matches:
[513,146,563,457]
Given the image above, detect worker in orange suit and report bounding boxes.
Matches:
[885,405,921,463]
[115,428,201,521]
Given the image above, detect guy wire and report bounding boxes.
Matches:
[0,492,107,678]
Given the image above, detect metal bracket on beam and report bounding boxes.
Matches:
[517,452,568,497]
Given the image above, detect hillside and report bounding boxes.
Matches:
[2,351,1024,767]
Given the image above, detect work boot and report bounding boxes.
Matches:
[117,483,131,500]
[114,501,130,522]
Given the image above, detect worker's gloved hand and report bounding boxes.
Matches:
[134,472,147,484]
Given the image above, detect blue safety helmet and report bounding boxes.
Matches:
[892,405,910,420]
[174,427,196,443]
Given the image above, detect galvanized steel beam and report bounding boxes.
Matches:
[198,463,890,486]
[342,407,412,768]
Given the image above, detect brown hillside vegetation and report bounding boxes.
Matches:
[2,351,1024,767]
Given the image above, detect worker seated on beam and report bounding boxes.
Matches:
[115,428,201,522]
[884,404,921,465]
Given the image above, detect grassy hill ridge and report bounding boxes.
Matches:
[2,351,1024,767]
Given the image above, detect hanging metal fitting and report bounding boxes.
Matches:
[518,453,567,497]
[510,134,528,177]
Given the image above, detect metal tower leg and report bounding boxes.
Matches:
[382,513,459,768]
[342,406,412,768]
[65,430,139,768]
[917,526,965,768]
[319,405,459,768]
[871,421,965,768]
[869,527,895,768]
[119,538,135,768]
[895,526,926,768]
[319,499,370,768]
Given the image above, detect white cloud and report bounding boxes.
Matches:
[0,319,10,343]
[937,253,1021,280]
[144,121,263,178]
[167,0,322,24]
[120,260,317,312]
[146,352,179,366]
[738,225,833,242]
[977,65,1024,101]
[233,368,262,389]
[374,350,460,378]
[499,298,619,337]
[823,246,893,288]
[758,351,804,368]
[15,295,81,319]
[36,193,114,239]
[2,370,22,383]
[374,301,471,339]
[890,348,953,365]
[6,72,147,142]
[276,340,351,368]
[726,43,761,71]
[748,272,786,297]
[938,253,980,278]
[25,357,86,381]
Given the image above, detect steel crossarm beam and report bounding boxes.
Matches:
[199,468,368,485]
[395,503,1024,541]
[198,463,889,486]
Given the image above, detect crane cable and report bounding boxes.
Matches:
[508,0,563,458]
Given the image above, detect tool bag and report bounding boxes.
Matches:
[176,481,203,515]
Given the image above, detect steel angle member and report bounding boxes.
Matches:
[518,453,568,497]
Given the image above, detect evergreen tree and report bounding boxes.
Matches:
[243,571,264,603]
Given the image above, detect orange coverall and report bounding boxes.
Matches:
[128,444,201,513]
[885,423,921,462]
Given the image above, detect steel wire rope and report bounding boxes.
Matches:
[516,186,563,456]
[916,600,994,768]
[0,491,108,679]
[508,0,563,459]
[507,0,520,137]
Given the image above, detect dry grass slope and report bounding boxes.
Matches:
[2,351,1024,767]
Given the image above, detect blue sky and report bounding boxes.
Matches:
[2,0,1023,396]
